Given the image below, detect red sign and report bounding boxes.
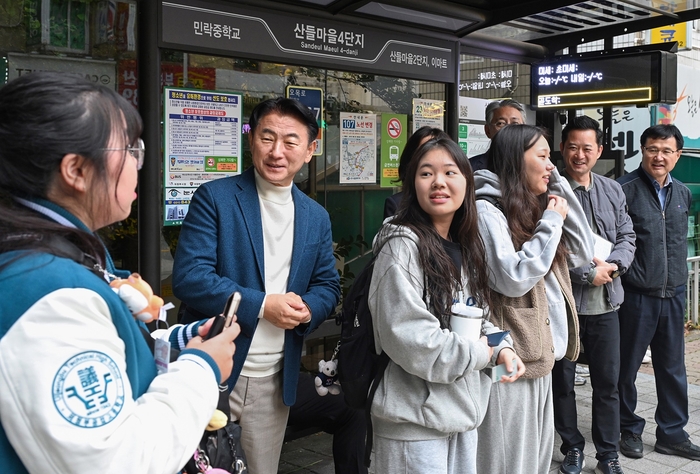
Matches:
[387,117,402,139]
[117,59,216,107]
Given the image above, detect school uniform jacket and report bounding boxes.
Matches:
[0,203,220,474]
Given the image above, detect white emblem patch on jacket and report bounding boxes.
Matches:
[52,351,125,428]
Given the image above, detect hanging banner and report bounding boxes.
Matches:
[163,87,242,226]
[286,85,324,156]
[412,98,445,133]
[339,112,376,184]
[380,114,407,187]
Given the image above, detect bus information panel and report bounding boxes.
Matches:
[532,51,676,109]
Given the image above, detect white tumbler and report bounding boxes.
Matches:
[450,303,483,341]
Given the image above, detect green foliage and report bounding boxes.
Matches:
[299,67,417,113]
[25,0,92,50]
[334,234,368,299]
[0,0,23,27]
[98,215,137,243]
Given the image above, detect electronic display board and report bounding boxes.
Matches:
[532,51,676,109]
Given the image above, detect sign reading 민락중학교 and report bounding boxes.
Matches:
[160,1,456,83]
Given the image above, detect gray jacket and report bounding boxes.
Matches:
[368,224,510,440]
[474,168,594,362]
[617,167,691,297]
[568,172,636,312]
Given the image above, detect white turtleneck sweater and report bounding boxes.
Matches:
[241,170,296,377]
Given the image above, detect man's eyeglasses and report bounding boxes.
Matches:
[642,146,679,158]
[103,138,145,170]
[492,119,522,130]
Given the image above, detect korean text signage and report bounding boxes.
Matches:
[380,114,407,187]
[163,87,242,226]
[161,1,455,83]
[459,67,516,93]
[532,51,677,109]
[339,113,376,184]
[118,59,216,107]
[286,86,323,156]
[7,53,115,88]
[412,99,445,133]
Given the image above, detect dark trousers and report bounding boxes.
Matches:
[618,288,689,444]
[553,310,621,461]
[288,372,368,474]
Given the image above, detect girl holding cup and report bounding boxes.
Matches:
[368,137,524,474]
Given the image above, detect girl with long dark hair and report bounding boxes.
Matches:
[368,138,524,474]
[474,124,594,474]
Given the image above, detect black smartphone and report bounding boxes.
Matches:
[204,291,241,341]
[486,330,510,347]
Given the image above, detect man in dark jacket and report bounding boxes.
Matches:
[616,124,699,461]
[469,99,526,171]
[553,116,636,474]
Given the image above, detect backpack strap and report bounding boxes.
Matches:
[6,233,182,364]
[364,351,389,467]
[477,195,506,216]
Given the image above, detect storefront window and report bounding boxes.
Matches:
[159,51,445,367]
[162,50,445,268]
[0,0,139,269]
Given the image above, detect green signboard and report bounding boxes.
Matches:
[380,114,407,188]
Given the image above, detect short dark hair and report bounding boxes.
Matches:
[640,124,684,150]
[561,115,603,146]
[249,97,319,145]
[395,126,449,183]
[485,99,527,124]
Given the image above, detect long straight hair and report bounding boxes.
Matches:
[487,124,568,266]
[386,138,491,328]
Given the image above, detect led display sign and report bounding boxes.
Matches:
[531,51,676,109]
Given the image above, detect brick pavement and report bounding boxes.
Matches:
[278,328,700,473]
[548,328,700,473]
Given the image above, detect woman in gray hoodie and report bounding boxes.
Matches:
[474,125,594,474]
[368,138,524,474]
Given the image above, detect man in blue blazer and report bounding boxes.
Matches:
[173,97,340,474]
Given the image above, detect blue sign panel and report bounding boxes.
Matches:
[286,86,323,156]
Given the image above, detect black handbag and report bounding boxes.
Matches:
[184,385,248,474]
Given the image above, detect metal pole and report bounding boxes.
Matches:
[694,258,699,324]
[137,0,162,290]
[446,41,461,140]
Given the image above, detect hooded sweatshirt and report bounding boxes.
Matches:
[474,169,594,363]
[368,223,510,440]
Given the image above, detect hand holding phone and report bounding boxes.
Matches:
[204,292,241,341]
[486,330,510,347]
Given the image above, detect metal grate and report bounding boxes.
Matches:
[479,0,670,43]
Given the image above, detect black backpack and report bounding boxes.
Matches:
[335,255,390,468]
